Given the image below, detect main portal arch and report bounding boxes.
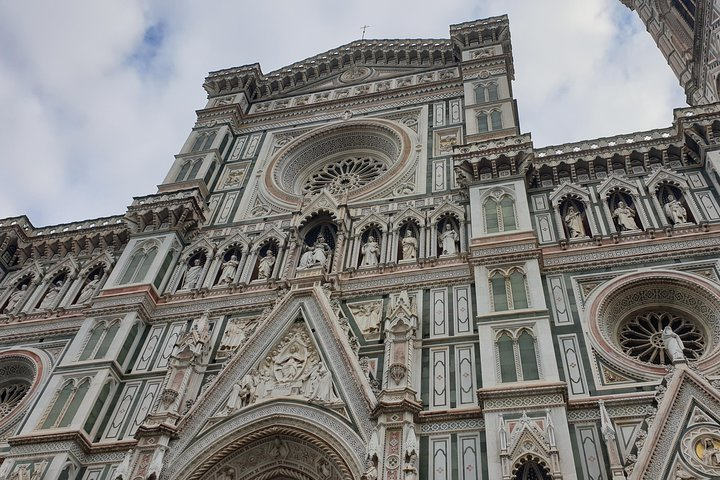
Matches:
[168,401,366,480]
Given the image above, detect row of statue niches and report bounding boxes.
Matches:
[175,222,462,290]
[561,189,692,239]
[0,267,105,315]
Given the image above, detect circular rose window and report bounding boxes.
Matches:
[301,156,387,196]
[0,356,37,424]
[618,311,705,365]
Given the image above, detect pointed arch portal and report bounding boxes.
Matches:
[172,401,365,480]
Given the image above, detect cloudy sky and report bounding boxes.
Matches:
[0,0,686,227]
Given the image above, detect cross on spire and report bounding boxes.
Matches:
[361,25,370,40]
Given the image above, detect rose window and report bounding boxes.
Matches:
[0,383,30,418]
[301,156,387,196]
[618,311,705,365]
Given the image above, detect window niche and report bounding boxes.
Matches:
[358,225,383,269]
[558,198,591,239]
[79,319,121,361]
[477,109,503,133]
[297,217,338,272]
[215,245,243,286]
[437,215,461,257]
[252,240,279,281]
[178,250,208,291]
[495,328,541,383]
[656,183,694,225]
[398,221,420,263]
[119,242,159,285]
[607,190,642,232]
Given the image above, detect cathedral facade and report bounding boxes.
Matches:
[1,10,720,480]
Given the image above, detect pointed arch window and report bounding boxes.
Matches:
[484,195,517,233]
[489,268,529,311]
[495,328,541,383]
[191,130,216,152]
[119,244,158,285]
[474,82,500,103]
[477,110,503,133]
[41,378,91,429]
[79,319,121,361]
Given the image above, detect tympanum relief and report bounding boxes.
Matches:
[221,323,342,416]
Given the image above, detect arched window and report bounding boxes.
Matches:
[491,110,503,130]
[474,82,499,103]
[79,319,121,361]
[514,459,551,480]
[83,381,112,436]
[41,378,91,429]
[175,161,192,182]
[495,328,541,383]
[484,195,517,233]
[477,110,503,133]
[191,131,216,152]
[119,244,158,285]
[497,332,517,382]
[489,268,529,311]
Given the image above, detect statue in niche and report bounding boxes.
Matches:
[76,274,101,304]
[360,236,380,267]
[564,205,586,238]
[218,254,239,285]
[664,194,688,224]
[297,235,331,270]
[439,223,459,256]
[181,258,203,290]
[612,201,640,231]
[4,284,28,313]
[349,302,382,336]
[39,280,63,310]
[401,230,417,260]
[257,250,275,279]
[662,326,686,363]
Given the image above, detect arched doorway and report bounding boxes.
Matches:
[167,402,366,480]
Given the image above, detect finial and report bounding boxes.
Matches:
[361,25,371,40]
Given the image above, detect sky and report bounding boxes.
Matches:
[0,0,686,227]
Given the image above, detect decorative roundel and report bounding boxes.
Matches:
[338,66,372,84]
[618,311,705,365]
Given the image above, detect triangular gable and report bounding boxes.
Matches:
[252,225,288,247]
[44,257,80,278]
[630,364,720,479]
[215,232,251,254]
[179,237,216,261]
[354,213,388,233]
[297,190,344,224]
[549,182,590,207]
[393,206,425,227]
[644,167,689,192]
[162,286,376,478]
[597,174,640,198]
[429,200,465,223]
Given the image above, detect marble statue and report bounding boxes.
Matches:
[662,326,686,362]
[439,224,459,256]
[612,201,640,231]
[257,251,275,279]
[76,274,101,304]
[298,235,331,269]
[181,259,203,289]
[39,280,63,310]
[218,319,257,357]
[4,284,28,313]
[307,363,338,403]
[401,230,417,260]
[564,205,586,238]
[218,254,239,285]
[360,236,380,267]
[176,311,211,358]
[363,461,378,480]
[664,194,688,224]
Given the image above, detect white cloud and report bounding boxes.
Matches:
[0,0,685,226]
